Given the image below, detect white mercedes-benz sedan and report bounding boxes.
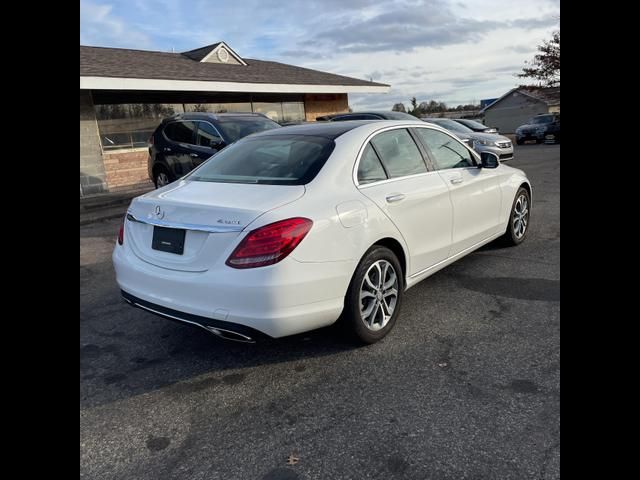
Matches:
[113,120,531,344]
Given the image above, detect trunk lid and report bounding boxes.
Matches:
[126,180,305,272]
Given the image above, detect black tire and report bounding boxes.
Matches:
[500,187,531,246]
[516,139,524,145]
[153,166,174,188]
[535,138,543,144]
[341,246,404,344]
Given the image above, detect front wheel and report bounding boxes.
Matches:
[501,187,531,246]
[342,246,404,344]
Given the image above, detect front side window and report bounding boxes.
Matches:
[415,128,475,170]
[187,135,335,185]
[164,121,196,144]
[357,144,387,184]
[370,129,427,178]
[196,122,223,147]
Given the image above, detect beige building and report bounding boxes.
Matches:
[482,87,560,134]
[80,42,389,196]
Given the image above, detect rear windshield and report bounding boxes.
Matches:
[215,116,281,143]
[187,135,335,185]
[530,115,554,124]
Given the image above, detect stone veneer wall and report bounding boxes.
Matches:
[103,149,152,190]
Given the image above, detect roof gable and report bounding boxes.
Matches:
[181,41,246,66]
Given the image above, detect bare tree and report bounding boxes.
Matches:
[392,103,406,112]
[518,29,560,87]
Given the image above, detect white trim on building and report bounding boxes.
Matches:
[80,76,390,94]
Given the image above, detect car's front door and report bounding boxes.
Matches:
[356,128,453,275]
[191,121,226,166]
[414,127,502,256]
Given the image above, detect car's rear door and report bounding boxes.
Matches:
[356,127,453,275]
[162,121,198,178]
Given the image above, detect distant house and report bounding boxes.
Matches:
[481,87,560,134]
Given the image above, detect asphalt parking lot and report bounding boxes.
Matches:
[80,143,560,480]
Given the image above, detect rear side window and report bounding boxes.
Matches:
[415,128,475,170]
[370,129,427,178]
[164,121,196,144]
[357,144,387,184]
[187,135,335,185]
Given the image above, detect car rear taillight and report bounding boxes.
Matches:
[226,217,313,269]
[118,216,125,245]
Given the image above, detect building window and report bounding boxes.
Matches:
[253,101,305,123]
[282,102,305,123]
[252,102,284,122]
[183,102,252,114]
[95,103,184,151]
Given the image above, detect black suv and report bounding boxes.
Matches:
[148,112,281,187]
[316,111,418,121]
[515,113,560,145]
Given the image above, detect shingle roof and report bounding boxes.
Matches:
[518,86,560,106]
[79,45,388,88]
[481,86,560,112]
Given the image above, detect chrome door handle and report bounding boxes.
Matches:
[163,147,172,152]
[385,193,406,203]
[190,153,199,157]
[450,178,463,184]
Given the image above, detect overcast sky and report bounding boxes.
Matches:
[80,0,560,110]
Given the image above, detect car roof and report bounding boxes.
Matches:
[163,112,271,122]
[332,111,414,118]
[252,120,377,139]
[250,119,430,140]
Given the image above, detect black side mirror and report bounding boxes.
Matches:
[209,138,225,149]
[479,151,499,169]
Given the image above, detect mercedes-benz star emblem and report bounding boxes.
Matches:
[154,205,164,219]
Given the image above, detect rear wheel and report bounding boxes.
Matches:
[342,246,404,344]
[516,138,524,145]
[501,187,531,246]
[154,167,174,188]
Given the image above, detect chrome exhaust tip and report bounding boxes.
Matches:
[203,326,255,343]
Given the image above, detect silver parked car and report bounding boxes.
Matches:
[422,118,514,161]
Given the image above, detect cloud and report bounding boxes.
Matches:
[300,1,504,54]
[508,13,559,30]
[80,0,559,110]
[80,0,151,48]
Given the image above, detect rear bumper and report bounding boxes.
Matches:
[113,244,352,338]
[122,290,269,342]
